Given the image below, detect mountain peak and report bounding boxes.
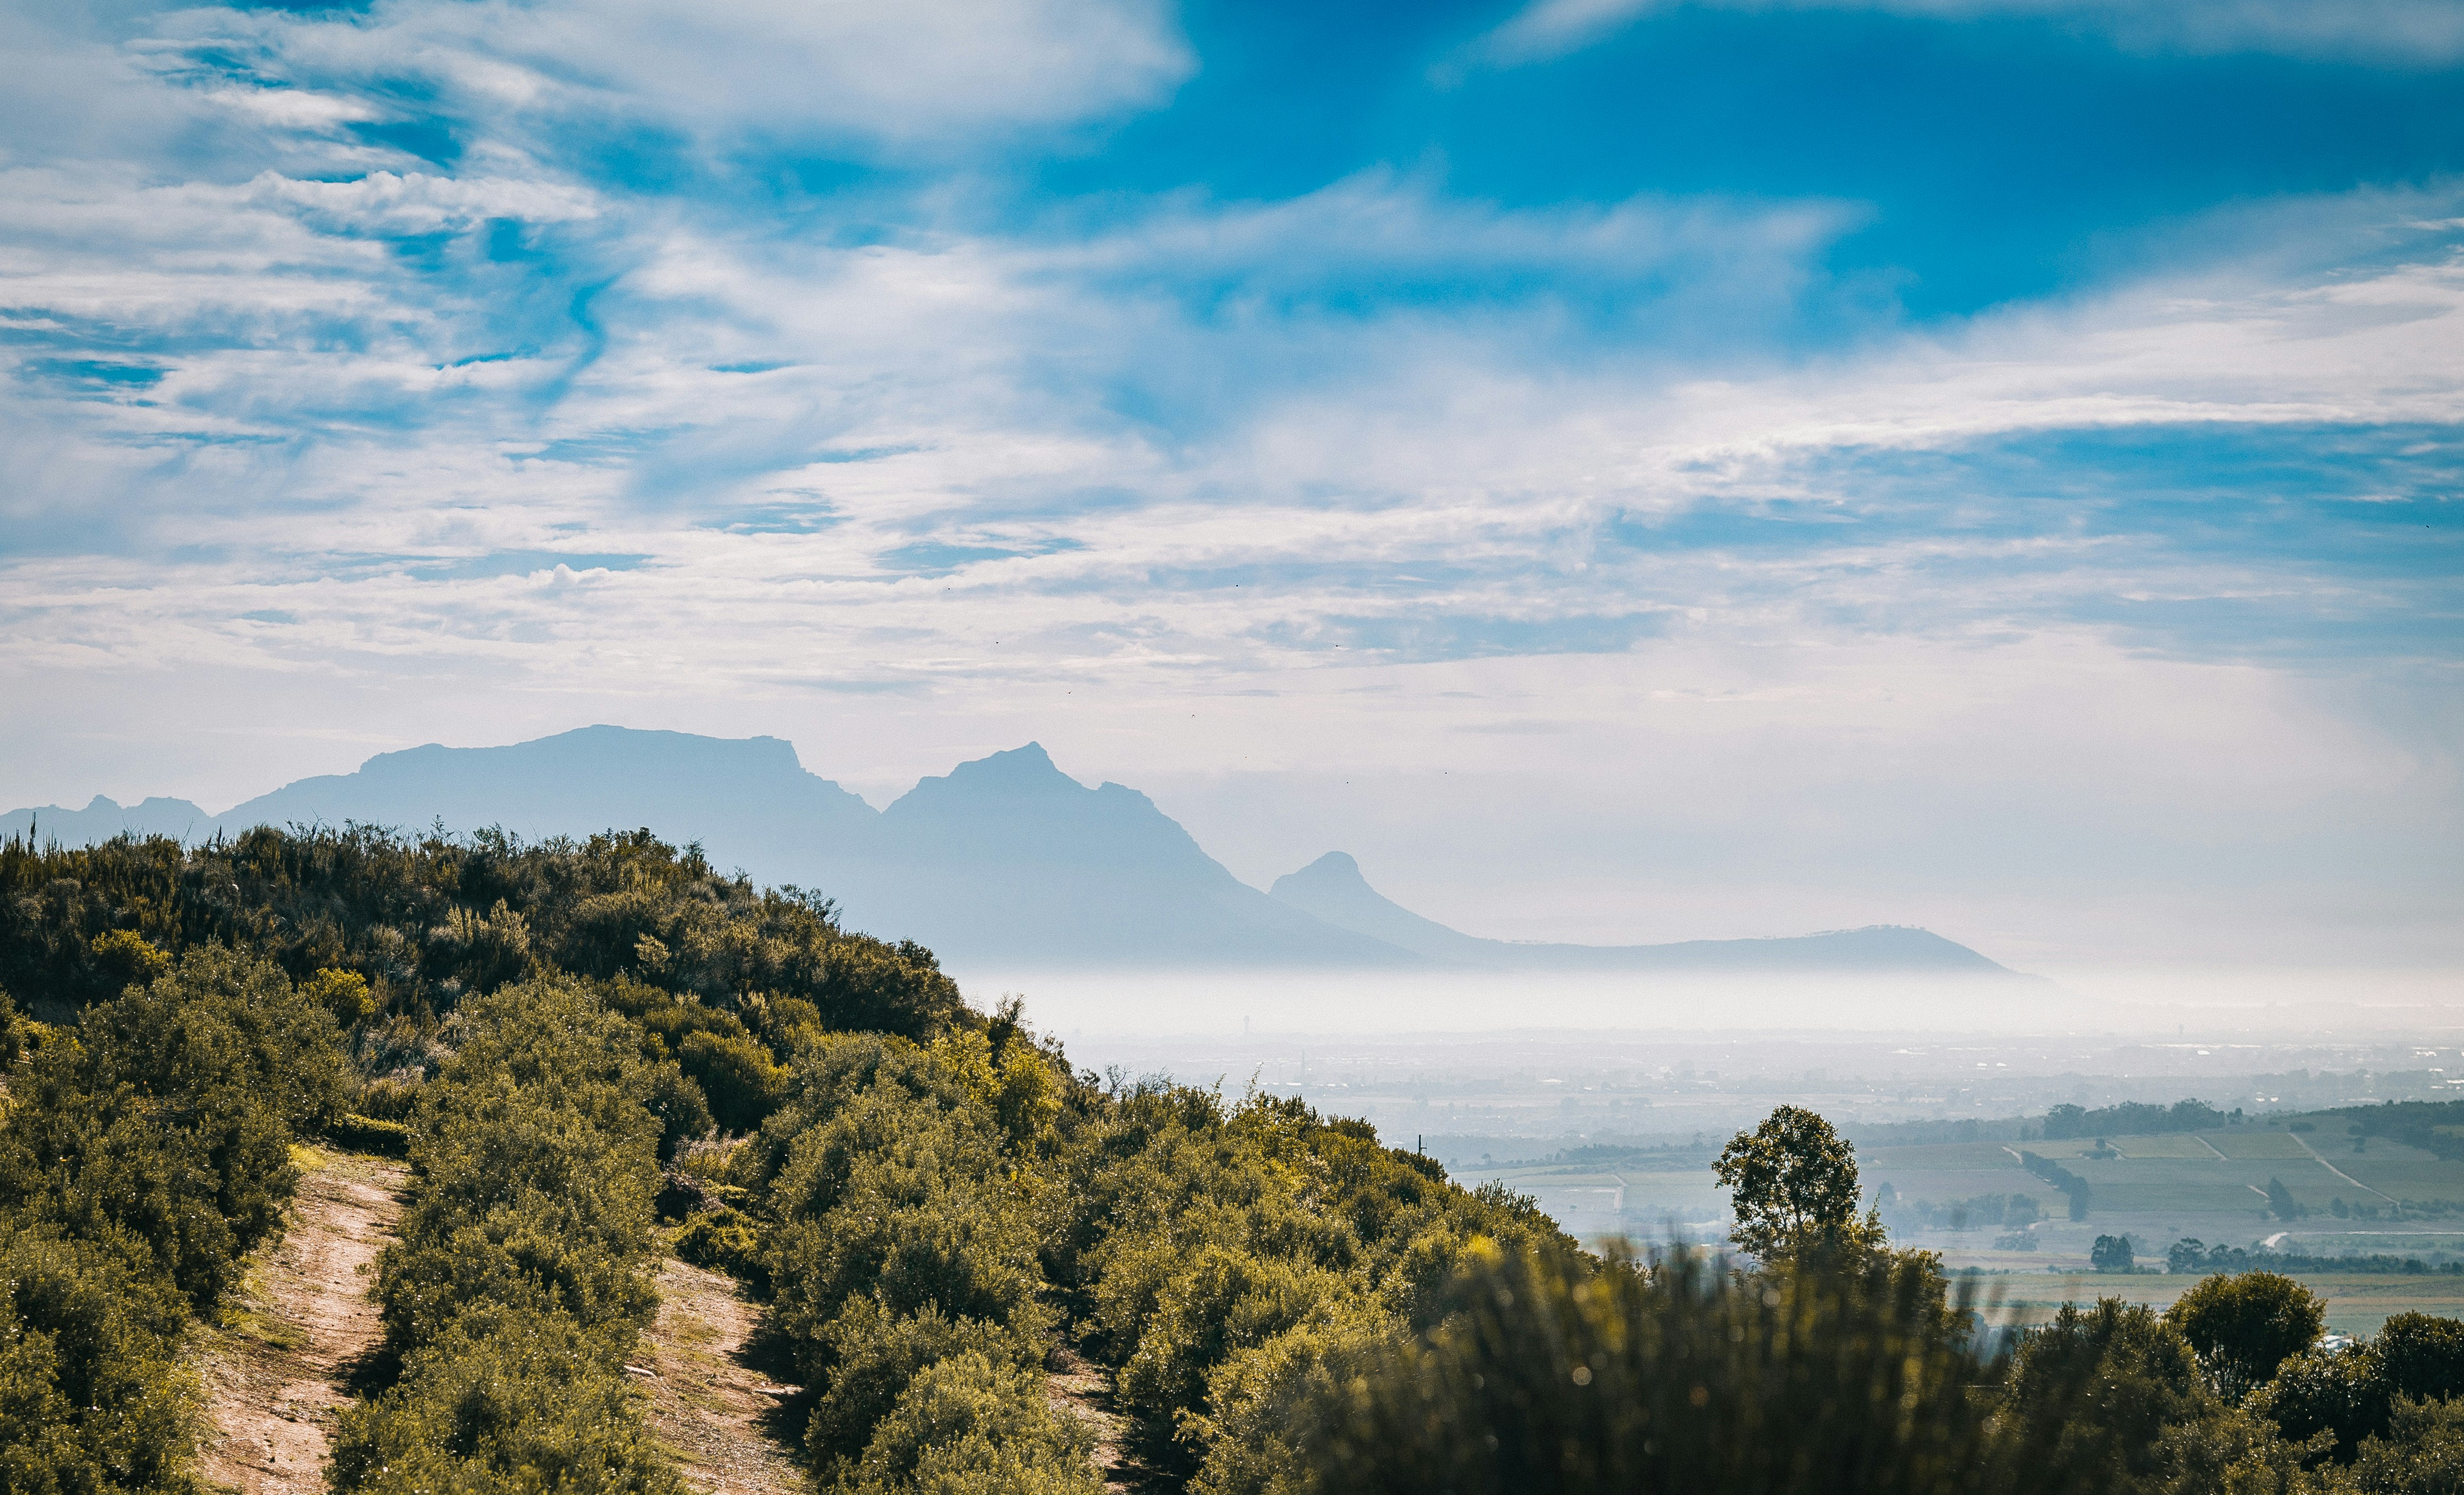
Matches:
[1278,850,1364,887]
[902,743,1084,804]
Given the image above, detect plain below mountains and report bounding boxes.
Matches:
[5,725,2038,981]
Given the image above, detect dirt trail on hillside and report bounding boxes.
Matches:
[638,1253,807,1495]
[197,1146,406,1494]
[1048,1344,1151,1491]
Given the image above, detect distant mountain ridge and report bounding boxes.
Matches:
[3,726,2032,978]
[1268,852,2013,974]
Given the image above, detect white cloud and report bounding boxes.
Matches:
[0,18,2455,973]
[1477,0,2464,65]
[182,0,1194,153]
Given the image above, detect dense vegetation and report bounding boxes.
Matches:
[2042,1099,2241,1140]
[9,823,2464,1494]
[0,943,344,1492]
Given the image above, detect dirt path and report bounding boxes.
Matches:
[1048,1344,1150,1491]
[2293,1132,2396,1201]
[637,1252,807,1495]
[197,1145,406,1495]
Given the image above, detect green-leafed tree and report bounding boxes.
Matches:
[2165,1271,2327,1402]
[1714,1104,1887,1262]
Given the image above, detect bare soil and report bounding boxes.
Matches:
[196,1145,406,1495]
[1047,1344,1157,1491]
[637,1252,808,1495]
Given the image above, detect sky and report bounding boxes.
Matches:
[1,0,2459,990]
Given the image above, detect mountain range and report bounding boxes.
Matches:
[4,725,2036,981]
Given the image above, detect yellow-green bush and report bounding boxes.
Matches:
[0,1222,198,1495]
[338,977,683,1494]
[330,1304,684,1495]
[841,1351,1100,1495]
[674,1208,763,1281]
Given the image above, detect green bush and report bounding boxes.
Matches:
[328,1112,411,1157]
[1285,1245,2049,1495]
[840,1351,1100,1495]
[330,1304,685,1495]
[1186,1305,1407,1495]
[0,946,341,1309]
[0,1221,199,1495]
[675,1209,764,1282]
[1116,1244,1352,1474]
[375,980,664,1354]
[2164,1271,2327,1401]
[677,1029,786,1134]
[340,977,683,1494]
[803,1300,1043,1479]
[0,826,967,1035]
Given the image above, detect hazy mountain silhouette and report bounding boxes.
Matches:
[842,744,1416,967]
[1270,850,2020,975]
[1,795,213,846]
[2,727,1413,968]
[208,725,877,872]
[5,726,2029,977]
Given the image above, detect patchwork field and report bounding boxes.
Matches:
[1471,1120,2464,1287]
[1984,1274,2464,1338]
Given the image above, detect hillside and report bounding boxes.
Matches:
[6,823,2462,1493]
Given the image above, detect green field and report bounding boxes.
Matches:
[1472,1121,2464,1286]
[1984,1274,2464,1338]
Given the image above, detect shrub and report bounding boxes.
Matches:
[341,976,683,1494]
[0,1221,199,1495]
[1116,1244,1352,1474]
[804,1300,1041,1479]
[675,1209,764,1283]
[301,966,378,1026]
[327,1112,411,1157]
[1284,1245,2048,1495]
[678,1029,786,1134]
[330,1305,685,1495]
[841,1351,1099,1495]
[0,946,341,1309]
[1186,1305,1408,1495]
[2164,1271,2327,1401]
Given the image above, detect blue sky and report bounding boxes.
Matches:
[2,0,2459,983]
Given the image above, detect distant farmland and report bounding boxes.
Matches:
[1469,1113,2464,1333]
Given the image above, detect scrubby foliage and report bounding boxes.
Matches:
[0,943,346,1490]
[16,821,2464,1494]
[1294,1244,2014,1495]
[331,977,685,1495]
[1,824,964,1038]
[706,1007,1576,1495]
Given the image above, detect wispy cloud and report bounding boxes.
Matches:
[1474,0,2464,67]
[1,0,2456,969]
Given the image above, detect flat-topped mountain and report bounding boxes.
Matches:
[5,726,2032,980]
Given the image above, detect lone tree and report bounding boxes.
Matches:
[2090,1234,2135,1273]
[1714,1105,1885,1261]
[2163,1271,2325,1400]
